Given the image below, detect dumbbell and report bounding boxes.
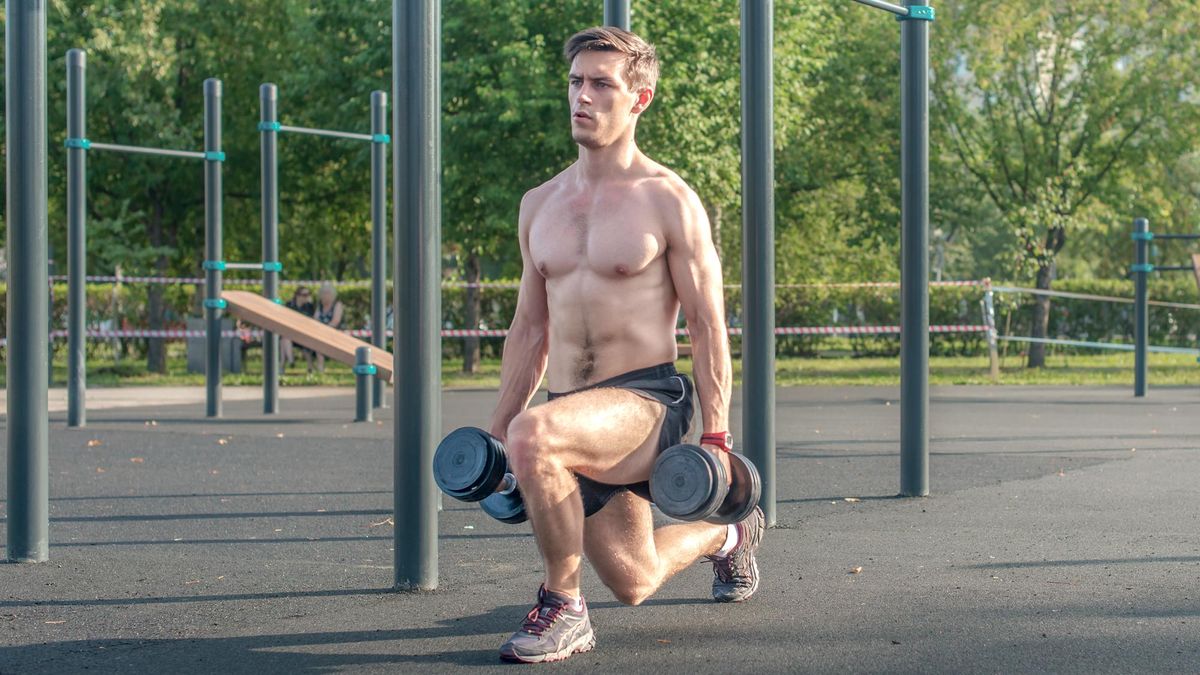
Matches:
[433,427,527,524]
[649,444,761,524]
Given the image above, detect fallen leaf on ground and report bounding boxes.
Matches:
[316,508,327,513]
[130,457,145,464]
[184,579,202,585]
[370,517,394,528]
[463,525,474,530]
[210,470,220,475]
[656,639,671,645]
[217,438,229,446]
[86,439,102,447]
[95,467,106,474]
[273,529,283,533]
[45,620,66,625]
[1056,468,1065,477]
[844,497,861,503]
[850,566,863,574]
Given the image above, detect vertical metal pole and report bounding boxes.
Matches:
[604,0,631,30]
[899,3,930,497]
[371,90,389,409]
[983,286,1000,382]
[261,83,280,414]
[355,346,374,423]
[741,0,776,526]
[204,79,224,418]
[1133,217,1149,397]
[6,0,50,563]
[393,0,440,590]
[67,48,87,428]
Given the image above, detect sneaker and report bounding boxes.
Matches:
[499,585,596,663]
[705,506,764,602]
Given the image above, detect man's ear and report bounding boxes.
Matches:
[631,86,655,115]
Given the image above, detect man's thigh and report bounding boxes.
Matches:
[525,387,665,485]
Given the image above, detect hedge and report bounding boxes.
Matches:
[2,277,1197,360]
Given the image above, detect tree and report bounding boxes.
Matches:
[932,0,1200,366]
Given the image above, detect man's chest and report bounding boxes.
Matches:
[528,195,667,280]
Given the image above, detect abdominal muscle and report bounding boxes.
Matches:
[544,262,680,391]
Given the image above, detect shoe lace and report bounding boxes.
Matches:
[521,601,565,637]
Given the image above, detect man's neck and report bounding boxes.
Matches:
[576,136,640,183]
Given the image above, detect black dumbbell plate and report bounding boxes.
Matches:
[650,444,725,521]
[433,427,502,501]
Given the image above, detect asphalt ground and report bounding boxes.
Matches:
[1,385,1198,673]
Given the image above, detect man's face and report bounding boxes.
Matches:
[568,50,648,149]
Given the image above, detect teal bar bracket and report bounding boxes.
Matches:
[1130,263,1155,273]
[353,364,378,376]
[899,5,935,20]
[262,261,283,272]
[1131,231,1154,241]
[204,151,226,162]
[204,298,228,309]
[203,260,227,271]
[258,121,282,132]
[372,133,391,144]
[64,137,91,150]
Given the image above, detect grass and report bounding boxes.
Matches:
[10,342,1197,389]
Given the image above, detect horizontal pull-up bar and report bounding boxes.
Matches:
[851,0,935,20]
[66,139,223,161]
[260,122,389,144]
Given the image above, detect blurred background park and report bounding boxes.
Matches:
[1,0,1198,388]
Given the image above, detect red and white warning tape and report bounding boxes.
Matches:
[46,274,991,291]
[1,324,989,348]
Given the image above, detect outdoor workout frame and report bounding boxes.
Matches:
[64,48,225,428]
[1129,217,1200,397]
[253,84,390,415]
[390,0,935,588]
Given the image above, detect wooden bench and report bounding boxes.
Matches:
[222,290,393,382]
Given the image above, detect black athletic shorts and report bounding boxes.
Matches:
[546,362,695,517]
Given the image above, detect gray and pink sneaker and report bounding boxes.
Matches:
[499,585,596,663]
[705,505,764,602]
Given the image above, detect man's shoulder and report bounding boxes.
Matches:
[520,168,572,213]
[635,160,699,205]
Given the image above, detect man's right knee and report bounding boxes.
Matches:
[506,411,560,479]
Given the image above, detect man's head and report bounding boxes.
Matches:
[563,27,659,149]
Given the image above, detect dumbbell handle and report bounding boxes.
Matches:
[497,472,518,496]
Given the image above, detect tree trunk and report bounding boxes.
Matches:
[462,252,482,374]
[146,202,168,374]
[1026,260,1056,369]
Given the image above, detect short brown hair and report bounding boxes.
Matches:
[564,26,659,92]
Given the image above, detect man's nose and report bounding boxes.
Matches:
[578,90,593,104]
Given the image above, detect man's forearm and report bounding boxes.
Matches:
[689,321,732,435]
[489,321,549,440]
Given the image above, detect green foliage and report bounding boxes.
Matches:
[931,0,1200,280]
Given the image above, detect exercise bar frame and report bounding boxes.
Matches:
[253,85,390,414]
[1130,217,1200,397]
[65,48,224,427]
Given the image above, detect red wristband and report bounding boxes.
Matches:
[700,432,734,453]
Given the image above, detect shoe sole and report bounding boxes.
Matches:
[499,634,596,664]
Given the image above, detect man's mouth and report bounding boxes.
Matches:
[573,111,591,120]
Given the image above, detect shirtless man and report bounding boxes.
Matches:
[487,27,764,664]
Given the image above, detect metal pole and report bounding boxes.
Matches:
[6,0,50,563]
[1133,217,1149,397]
[67,48,87,428]
[261,83,280,414]
[741,0,776,526]
[204,79,224,418]
[371,90,389,409]
[393,0,441,590]
[983,287,1000,382]
[604,0,631,30]
[899,2,930,497]
[355,346,374,423]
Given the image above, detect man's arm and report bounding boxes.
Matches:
[663,183,733,455]
[488,190,551,441]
